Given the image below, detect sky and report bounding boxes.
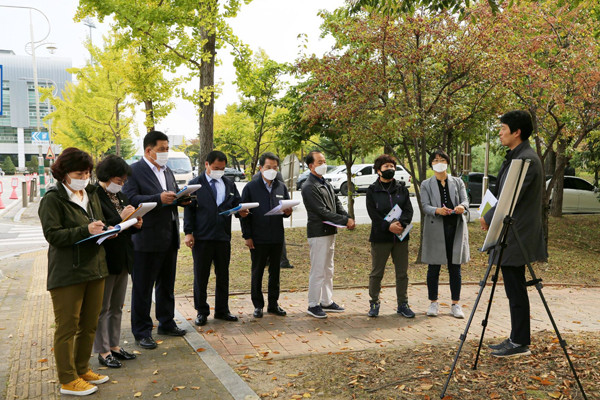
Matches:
[0,0,346,140]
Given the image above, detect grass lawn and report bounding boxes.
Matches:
[175,214,600,295]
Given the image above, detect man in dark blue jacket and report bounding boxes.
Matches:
[241,153,292,318]
[183,150,248,326]
[123,131,190,349]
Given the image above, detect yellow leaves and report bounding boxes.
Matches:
[153,392,162,397]
[548,392,562,399]
[134,392,142,397]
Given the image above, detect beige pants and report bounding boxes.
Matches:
[307,235,336,308]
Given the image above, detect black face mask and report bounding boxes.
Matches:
[380,169,395,180]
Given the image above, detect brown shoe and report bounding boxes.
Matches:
[60,378,98,396]
[79,369,109,384]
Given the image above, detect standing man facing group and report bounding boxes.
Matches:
[481,110,548,358]
[302,151,355,319]
[123,131,190,350]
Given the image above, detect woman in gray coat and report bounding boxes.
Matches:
[420,150,469,318]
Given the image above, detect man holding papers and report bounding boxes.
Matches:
[301,151,355,318]
[241,153,292,318]
[123,131,190,350]
[365,155,414,318]
[480,111,547,358]
[183,150,249,326]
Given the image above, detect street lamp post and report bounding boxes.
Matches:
[0,5,53,196]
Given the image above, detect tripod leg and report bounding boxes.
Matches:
[510,228,588,400]
[440,255,496,398]
[472,262,502,370]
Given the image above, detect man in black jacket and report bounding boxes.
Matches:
[183,150,249,326]
[123,131,190,349]
[242,153,292,318]
[301,151,355,318]
[481,110,548,358]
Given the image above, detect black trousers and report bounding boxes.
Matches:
[192,240,231,316]
[501,265,531,346]
[250,243,283,309]
[131,242,178,340]
[280,236,291,267]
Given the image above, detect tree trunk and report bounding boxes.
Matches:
[115,102,121,157]
[144,99,155,133]
[550,139,568,217]
[345,158,355,219]
[545,148,556,176]
[198,27,216,173]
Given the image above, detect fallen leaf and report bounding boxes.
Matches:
[155,340,164,344]
[548,392,561,399]
[111,381,118,384]
[190,386,200,390]
[134,392,142,397]
[133,350,142,355]
[196,348,206,352]
[36,367,49,371]
[37,358,48,363]
[153,393,162,397]
[153,370,159,375]
[420,384,433,390]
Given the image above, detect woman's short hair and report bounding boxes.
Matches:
[373,154,397,172]
[428,149,450,168]
[96,154,132,182]
[51,147,94,181]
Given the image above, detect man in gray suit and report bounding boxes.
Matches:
[480,110,548,358]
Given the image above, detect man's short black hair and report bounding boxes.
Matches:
[305,150,322,167]
[373,154,396,172]
[206,150,227,164]
[259,152,280,167]
[429,149,451,168]
[96,154,132,182]
[500,110,533,141]
[143,130,169,149]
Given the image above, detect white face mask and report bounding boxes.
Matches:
[432,163,448,173]
[106,181,123,194]
[67,176,89,191]
[209,169,225,180]
[262,168,278,181]
[154,151,169,167]
[314,163,328,176]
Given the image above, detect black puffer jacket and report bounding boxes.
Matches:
[366,179,413,242]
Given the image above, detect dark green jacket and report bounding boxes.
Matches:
[38,182,109,291]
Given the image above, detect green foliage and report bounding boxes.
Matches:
[42,38,135,160]
[346,0,502,15]
[26,158,39,174]
[1,156,16,175]
[105,137,136,160]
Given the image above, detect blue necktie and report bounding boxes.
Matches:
[210,179,218,203]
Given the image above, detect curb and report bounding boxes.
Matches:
[174,308,259,400]
[0,199,20,218]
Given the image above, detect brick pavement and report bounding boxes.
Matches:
[0,249,251,400]
[176,283,600,365]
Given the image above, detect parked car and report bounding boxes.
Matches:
[325,163,412,195]
[461,172,497,205]
[295,165,340,190]
[224,167,245,182]
[166,151,194,185]
[548,176,600,214]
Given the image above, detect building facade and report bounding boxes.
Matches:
[0,49,71,170]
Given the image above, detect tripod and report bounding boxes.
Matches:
[439,215,588,399]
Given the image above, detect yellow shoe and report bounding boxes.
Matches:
[79,369,109,384]
[60,378,98,396]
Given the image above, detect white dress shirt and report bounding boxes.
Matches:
[64,184,90,215]
[205,173,225,206]
[143,155,167,190]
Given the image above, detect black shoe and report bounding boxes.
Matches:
[280,263,294,269]
[157,326,187,336]
[267,306,287,316]
[214,313,238,322]
[492,344,531,358]
[98,354,122,368]
[488,338,511,351]
[194,314,208,326]
[135,336,157,349]
[253,308,263,318]
[111,348,136,361]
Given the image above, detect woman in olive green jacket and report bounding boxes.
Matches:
[38,147,110,396]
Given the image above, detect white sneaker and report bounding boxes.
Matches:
[451,304,465,319]
[426,302,439,317]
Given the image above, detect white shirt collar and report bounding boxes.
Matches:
[143,155,165,173]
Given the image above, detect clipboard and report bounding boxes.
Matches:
[75,219,138,245]
[219,202,259,216]
[122,202,157,222]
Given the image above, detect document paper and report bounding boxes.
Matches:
[122,202,157,222]
[264,199,301,216]
[75,218,138,245]
[478,189,498,218]
[219,202,260,216]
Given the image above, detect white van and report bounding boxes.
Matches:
[324,163,412,195]
[166,151,194,185]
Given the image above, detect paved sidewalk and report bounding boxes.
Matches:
[176,283,600,365]
[0,250,255,400]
